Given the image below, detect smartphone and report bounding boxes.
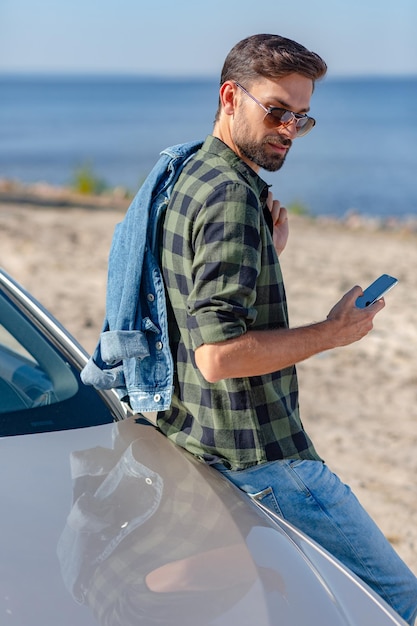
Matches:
[355,274,398,308]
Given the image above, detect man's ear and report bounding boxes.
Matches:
[219,81,238,117]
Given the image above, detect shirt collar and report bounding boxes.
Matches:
[201,135,270,202]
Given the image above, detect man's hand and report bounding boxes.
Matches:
[266,191,289,256]
[325,285,385,348]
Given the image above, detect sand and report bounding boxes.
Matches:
[1,197,416,575]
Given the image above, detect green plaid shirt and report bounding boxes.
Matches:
[158,136,321,470]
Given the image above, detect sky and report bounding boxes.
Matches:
[1,0,416,78]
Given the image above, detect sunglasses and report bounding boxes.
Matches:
[234,81,315,138]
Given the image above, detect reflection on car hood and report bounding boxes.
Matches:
[0,416,405,626]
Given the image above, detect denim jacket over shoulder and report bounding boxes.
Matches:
[81,140,203,413]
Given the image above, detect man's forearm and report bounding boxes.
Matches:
[194,321,335,383]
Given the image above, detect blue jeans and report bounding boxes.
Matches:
[214,459,417,625]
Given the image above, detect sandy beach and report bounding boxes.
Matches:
[1,195,416,575]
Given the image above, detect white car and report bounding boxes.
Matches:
[0,268,407,625]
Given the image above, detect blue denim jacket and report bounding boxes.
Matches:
[81,140,203,412]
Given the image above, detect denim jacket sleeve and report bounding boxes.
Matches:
[81,140,203,413]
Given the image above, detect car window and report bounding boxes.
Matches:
[0,286,116,436]
[0,299,78,413]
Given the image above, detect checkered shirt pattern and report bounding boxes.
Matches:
[158,136,321,470]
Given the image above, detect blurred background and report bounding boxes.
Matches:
[1,0,416,219]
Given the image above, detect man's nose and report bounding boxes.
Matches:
[280,116,299,140]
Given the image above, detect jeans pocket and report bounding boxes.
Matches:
[248,486,283,517]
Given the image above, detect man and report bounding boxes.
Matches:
[158,34,417,623]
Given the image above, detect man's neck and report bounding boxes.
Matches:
[212,122,260,174]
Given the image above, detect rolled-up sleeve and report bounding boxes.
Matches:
[187,182,261,349]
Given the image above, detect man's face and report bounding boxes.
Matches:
[231,73,314,172]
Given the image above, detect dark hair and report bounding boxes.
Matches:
[215,33,327,120]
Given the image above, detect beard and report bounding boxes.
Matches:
[237,134,291,172]
[232,110,292,172]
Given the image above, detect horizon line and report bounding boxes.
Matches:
[0,70,416,80]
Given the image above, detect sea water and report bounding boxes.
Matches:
[0,75,416,218]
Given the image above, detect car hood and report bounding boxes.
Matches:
[0,416,405,626]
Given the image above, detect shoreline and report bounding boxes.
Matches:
[2,178,417,232]
[0,178,131,211]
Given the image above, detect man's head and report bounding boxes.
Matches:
[213,34,327,173]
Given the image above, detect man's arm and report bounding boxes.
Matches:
[195,286,385,383]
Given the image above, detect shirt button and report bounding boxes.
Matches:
[147,293,155,302]
[153,393,161,402]
[155,341,163,351]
